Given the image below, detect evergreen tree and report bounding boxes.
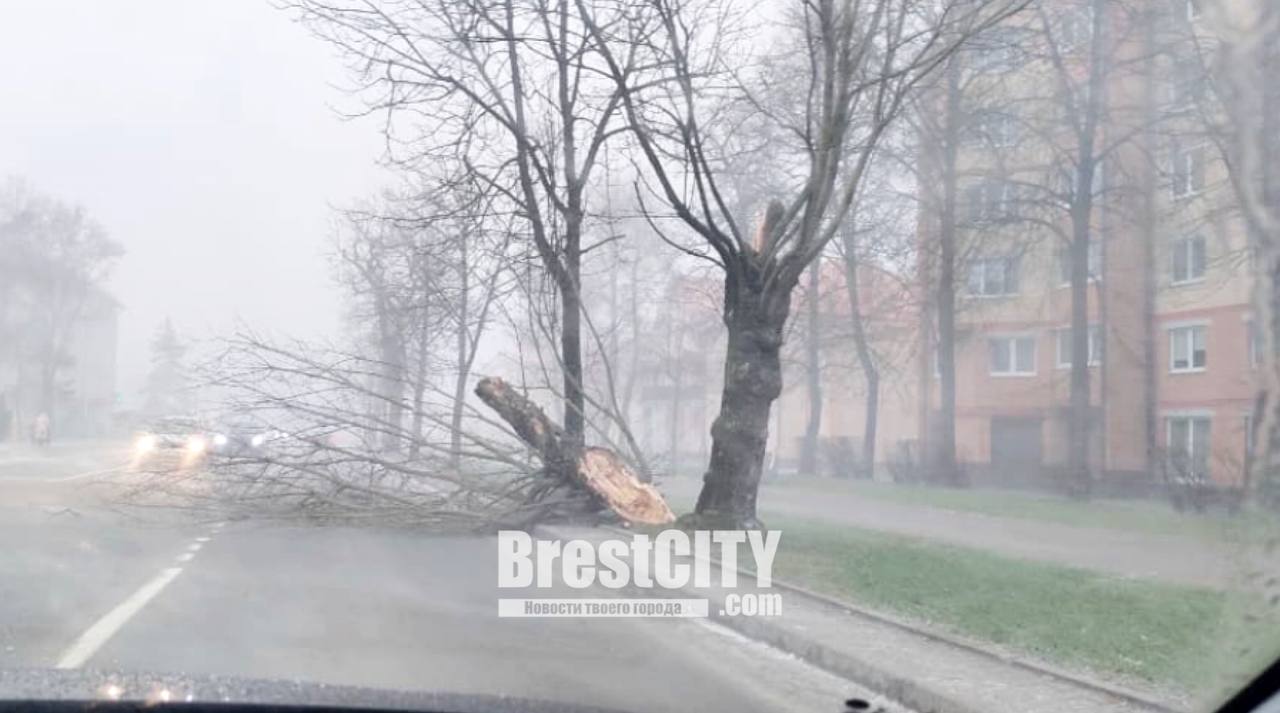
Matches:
[142,319,189,417]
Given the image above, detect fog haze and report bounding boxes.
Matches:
[0,0,386,408]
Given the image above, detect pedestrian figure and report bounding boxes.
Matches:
[33,412,50,447]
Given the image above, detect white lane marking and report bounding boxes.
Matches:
[55,567,184,669]
[7,463,129,483]
[176,552,195,563]
[54,464,129,482]
[195,536,210,543]
[186,542,203,553]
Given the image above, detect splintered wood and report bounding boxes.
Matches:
[475,376,675,525]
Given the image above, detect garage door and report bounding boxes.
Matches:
[990,416,1043,476]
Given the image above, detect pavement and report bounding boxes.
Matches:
[540,522,1191,713]
[659,477,1242,589]
[0,442,886,713]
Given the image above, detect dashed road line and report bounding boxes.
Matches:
[5,463,129,483]
[55,566,184,669]
[53,464,129,482]
[55,531,219,669]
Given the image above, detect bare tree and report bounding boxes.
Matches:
[0,180,122,433]
[583,0,1021,525]
[1192,1,1280,496]
[291,0,635,456]
[834,159,915,479]
[334,208,422,453]
[799,260,824,475]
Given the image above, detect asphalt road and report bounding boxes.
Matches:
[0,445,875,713]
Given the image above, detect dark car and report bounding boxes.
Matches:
[132,416,213,467]
[207,421,274,459]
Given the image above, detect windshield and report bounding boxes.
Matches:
[1,1,1279,712]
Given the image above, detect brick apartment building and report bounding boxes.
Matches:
[917,0,1256,493]
[770,0,1263,494]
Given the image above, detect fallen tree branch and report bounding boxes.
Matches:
[475,376,674,525]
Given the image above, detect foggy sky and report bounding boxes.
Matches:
[0,1,387,408]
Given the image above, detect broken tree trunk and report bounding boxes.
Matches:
[475,377,675,525]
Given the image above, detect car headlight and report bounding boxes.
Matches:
[212,433,228,447]
[186,436,207,454]
[135,435,157,453]
[250,433,266,448]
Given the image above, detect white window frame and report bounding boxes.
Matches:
[968,256,1019,297]
[1245,412,1256,462]
[1057,6,1093,53]
[1168,323,1208,373]
[1168,56,1204,109]
[972,28,1020,73]
[1056,239,1103,286]
[1170,233,1207,284]
[966,179,1018,224]
[1054,325,1102,369]
[1165,413,1211,481]
[972,111,1018,148]
[1248,318,1262,368]
[988,334,1037,377]
[1171,143,1207,199]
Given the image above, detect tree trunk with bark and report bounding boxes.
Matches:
[558,229,585,450]
[475,377,673,525]
[1066,206,1093,498]
[1065,0,1107,499]
[450,238,471,472]
[668,323,684,474]
[689,283,789,529]
[932,58,963,486]
[409,302,430,460]
[378,325,407,454]
[800,262,823,476]
[840,228,880,479]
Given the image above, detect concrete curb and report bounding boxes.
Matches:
[534,522,1180,713]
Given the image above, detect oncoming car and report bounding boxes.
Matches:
[132,416,214,469]
[207,419,277,459]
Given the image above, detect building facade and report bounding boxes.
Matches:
[913,0,1256,492]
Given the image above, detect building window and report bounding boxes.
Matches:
[1055,325,1102,368]
[1170,234,1207,283]
[1245,413,1256,464]
[970,111,1018,148]
[971,28,1021,73]
[968,256,1020,296]
[1056,240,1103,284]
[965,179,1019,224]
[1169,325,1207,372]
[1057,161,1105,204]
[1057,6,1093,53]
[1169,56,1205,108]
[989,335,1036,376]
[1166,415,1210,482]
[1171,143,1206,198]
[1249,320,1262,367]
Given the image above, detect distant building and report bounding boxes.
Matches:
[768,1,1261,495]
[0,288,119,441]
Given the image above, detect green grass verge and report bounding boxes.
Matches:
[765,477,1276,541]
[769,517,1280,694]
